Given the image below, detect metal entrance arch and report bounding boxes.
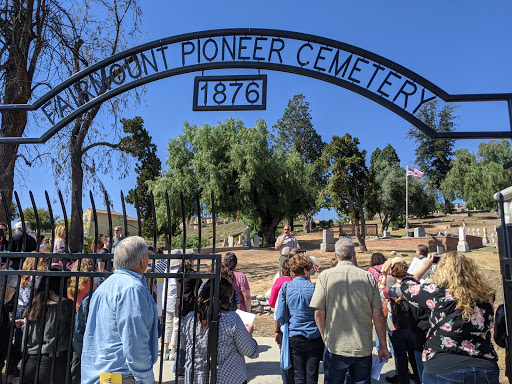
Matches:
[0,28,511,144]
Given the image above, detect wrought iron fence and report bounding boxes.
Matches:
[0,189,221,384]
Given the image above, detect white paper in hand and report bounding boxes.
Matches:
[236,309,256,325]
[371,353,387,381]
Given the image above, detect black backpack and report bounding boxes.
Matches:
[393,297,417,330]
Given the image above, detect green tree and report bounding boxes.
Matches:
[407,100,456,213]
[22,207,59,232]
[123,117,162,238]
[150,118,309,246]
[440,140,512,209]
[321,134,368,251]
[273,94,325,232]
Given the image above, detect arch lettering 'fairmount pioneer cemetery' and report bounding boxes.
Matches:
[0,28,511,144]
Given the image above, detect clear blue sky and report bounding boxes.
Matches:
[12,0,512,222]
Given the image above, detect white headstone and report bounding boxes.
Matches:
[323,230,334,244]
[472,228,475,236]
[467,228,470,235]
[477,228,480,236]
[436,245,445,254]
[482,227,490,245]
[228,236,234,248]
[450,231,454,237]
[444,230,448,236]
[320,229,335,252]
[236,235,242,245]
[437,231,442,236]
[382,230,391,238]
[253,235,260,248]
[457,226,470,252]
[243,227,252,247]
[491,233,495,243]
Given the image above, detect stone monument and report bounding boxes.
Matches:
[228,236,234,248]
[243,227,252,247]
[253,235,260,248]
[482,227,490,245]
[320,229,335,252]
[414,227,425,237]
[457,227,470,252]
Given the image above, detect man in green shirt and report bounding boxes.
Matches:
[310,238,391,384]
[113,226,124,249]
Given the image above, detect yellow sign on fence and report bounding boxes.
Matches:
[99,372,122,384]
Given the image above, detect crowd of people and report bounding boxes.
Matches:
[0,221,508,384]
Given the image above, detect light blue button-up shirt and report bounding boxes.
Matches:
[81,268,159,384]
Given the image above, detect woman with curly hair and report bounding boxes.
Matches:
[401,253,499,384]
[368,252,387,282]
[181,278,258,384]
[67,258,97,311]
[276,254,323,384]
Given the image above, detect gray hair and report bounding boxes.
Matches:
[14,222,23,232]
[335,238,355,261]
[113,236,148,270]
[169,249,183,268]
[0,275,18,291]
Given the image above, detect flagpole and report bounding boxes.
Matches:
[406,164,409,237]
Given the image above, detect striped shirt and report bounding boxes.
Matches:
[181,310,259,384]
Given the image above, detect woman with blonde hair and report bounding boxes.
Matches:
[401,253,499,384]
[67,258,97,311]
[53,225,66,253]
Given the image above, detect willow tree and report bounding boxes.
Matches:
[150,118,310,246]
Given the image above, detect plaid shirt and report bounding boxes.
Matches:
[181,310,259,383]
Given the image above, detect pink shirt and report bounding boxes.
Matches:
[269,276,292,308]
[232,271,250,311]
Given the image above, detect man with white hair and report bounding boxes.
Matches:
[82,236,158,384]
[310,238,391,384]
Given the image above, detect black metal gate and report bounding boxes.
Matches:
[0,189,221,384]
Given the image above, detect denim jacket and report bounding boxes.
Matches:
[276,277,320,339]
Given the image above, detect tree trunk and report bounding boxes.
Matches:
[261,214,282,246]
[289,217,294,232]
[381,214,390,232]
[443,196,452,214]
[0,142,17,223]
[354,178,367,252]
[301,215,312,234]
[69,136,84,253]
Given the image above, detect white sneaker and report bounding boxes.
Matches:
[170,348,177,361]
[163,349,170,360]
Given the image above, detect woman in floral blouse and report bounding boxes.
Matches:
[401,252,499,384]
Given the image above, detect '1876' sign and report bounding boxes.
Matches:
[193,75,267,111]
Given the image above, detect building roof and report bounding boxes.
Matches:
[83,208,138,222]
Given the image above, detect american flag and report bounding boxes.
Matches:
[407,167,424,179]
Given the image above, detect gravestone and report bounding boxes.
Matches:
[320,229,335,252]
[472,228,475,236]
[414,227,425,237]
[222,238,228,247]
[236,235,242,246]
[457,227,470,252]
[444,230,448,236]
[482,227,490,245]
[253,235,260,248]
[477,228,480,236]
[228,236,234,248]
[243,227,252,247]
[382,230,391,238]
[437,245,445,254]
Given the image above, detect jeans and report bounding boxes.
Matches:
[289,335,324,384]
[23,352,70,384]
[323,349,371,384]
[414,350,424,380]
[389,328,421,384]
[173,346,185,375]
[422,367,499,384]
